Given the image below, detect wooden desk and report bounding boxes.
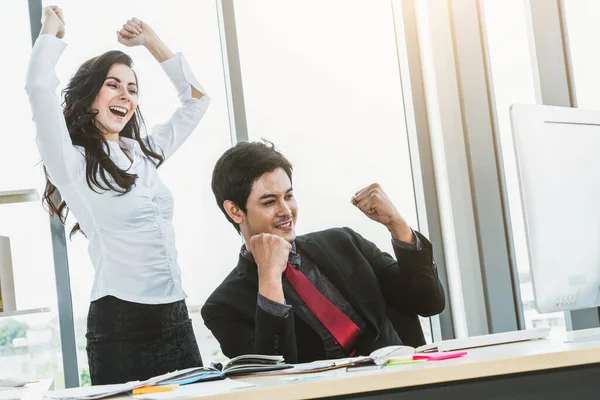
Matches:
[198,337,600,399]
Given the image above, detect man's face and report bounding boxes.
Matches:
[240,168,298,243]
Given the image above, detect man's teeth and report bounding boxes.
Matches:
[109,106,128,117]
[276,221,291,228]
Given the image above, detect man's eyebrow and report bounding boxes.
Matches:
[258,188,293,201]
[259,193,276,201]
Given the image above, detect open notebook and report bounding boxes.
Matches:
[156,355,291,385]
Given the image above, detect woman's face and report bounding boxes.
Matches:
[90,63,138,136]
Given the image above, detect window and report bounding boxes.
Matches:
[0,1,41,192]
[563,0,600,110]
[233,0,432,342]
[0,312,63,383]
[482,0,565,334]
[0,0,64,387]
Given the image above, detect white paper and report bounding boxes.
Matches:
[280,356,372,374]
[134,379,255,399]
[44,382,144,400]
[0,379,30,388]
[43,369,199,400]
[280,374,327,381]
[0,389,22,400]
[287,360,336,372]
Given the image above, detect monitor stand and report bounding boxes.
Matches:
[564,327,600,343]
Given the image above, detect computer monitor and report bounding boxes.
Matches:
[510,104,600,314]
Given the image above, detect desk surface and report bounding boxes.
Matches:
[193,337,600,400]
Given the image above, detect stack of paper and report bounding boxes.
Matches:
[44,379,255,400]
[43,356,285,399]
[0,378,30,388]
[46,381,163,400]
[44,370,190,400]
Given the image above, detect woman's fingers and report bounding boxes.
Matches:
[122,23,139,36]
[126,20,141,34]
[51,6,64,23]
[118,29,136,39]
[131,17,143,30]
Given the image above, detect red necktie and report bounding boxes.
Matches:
[284,261,360,354]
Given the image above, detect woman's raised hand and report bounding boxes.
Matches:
[40,6,65,39]
[118,18,175,64]
[117,18,157,47]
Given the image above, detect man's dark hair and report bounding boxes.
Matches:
[212,140,293,233]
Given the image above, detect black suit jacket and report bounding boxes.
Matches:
[201,227,445,363]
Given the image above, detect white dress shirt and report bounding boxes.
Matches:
[26,34,210,304]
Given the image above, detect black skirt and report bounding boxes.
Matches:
[86,296,203,385]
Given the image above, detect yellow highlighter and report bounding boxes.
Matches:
[132,385,179,395]
[387,359,426,366]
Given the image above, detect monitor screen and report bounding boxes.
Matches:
[510,104,600,313]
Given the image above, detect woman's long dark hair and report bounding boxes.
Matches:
[42,51,164,238]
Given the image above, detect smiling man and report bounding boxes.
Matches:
[201,141,446,363]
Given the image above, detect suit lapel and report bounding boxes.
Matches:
[235,255,259,286]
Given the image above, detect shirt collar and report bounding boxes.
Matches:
[102,137,142,169]
[119,136,139,152]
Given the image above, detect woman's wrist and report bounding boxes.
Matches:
[40,24,60,38]
[144,35,174,63]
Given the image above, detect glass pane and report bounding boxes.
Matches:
[234,0,431,342]
[0,312,63,385]
[564,0,600,109]
[0,203,64,385]
[0,0,42,192]
[0,2,65,387]
[41,0,237,377]
[0,203,57,311]
[482,0,565,334]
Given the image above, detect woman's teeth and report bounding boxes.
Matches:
[109,106,127,117]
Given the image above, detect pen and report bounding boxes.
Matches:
[132,385,179,395]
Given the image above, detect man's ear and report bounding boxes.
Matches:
[223,200,244,224]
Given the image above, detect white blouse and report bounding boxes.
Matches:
[26,34,210,304]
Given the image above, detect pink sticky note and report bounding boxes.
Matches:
[413,351,467,361]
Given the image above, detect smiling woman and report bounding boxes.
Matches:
[25,6,210,385]
[46,49,164,238]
